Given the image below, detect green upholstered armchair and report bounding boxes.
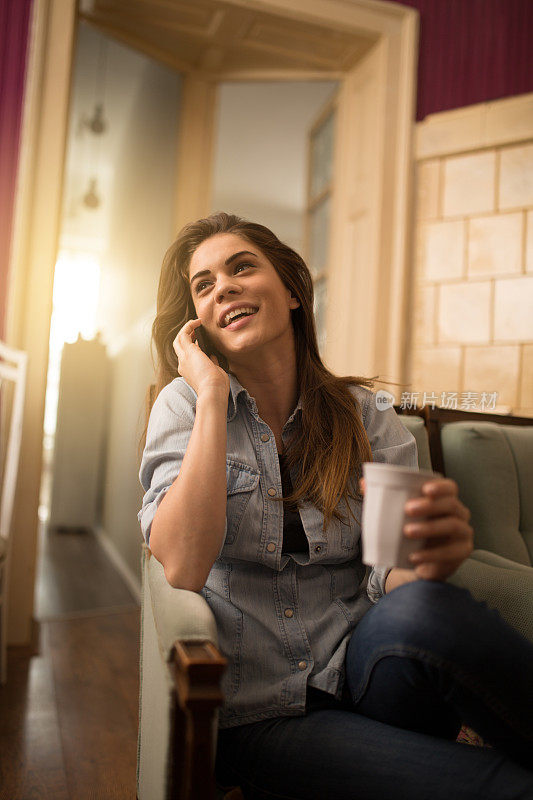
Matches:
[398,413,533,644]
[439,421,533,643]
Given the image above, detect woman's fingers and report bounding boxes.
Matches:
[404,492,474,573]
[404,515,473,539]
[409,538,473,565]
[414,561,462,581]
[172,317,230,396]
[404,478,470,523]
[420,477,458,498]
[174,317,201,339]
[405,494,471,522]
[173,318,202,355]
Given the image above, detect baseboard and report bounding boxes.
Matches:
[94,526,142,603]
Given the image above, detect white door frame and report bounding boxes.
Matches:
[5,0,77,644]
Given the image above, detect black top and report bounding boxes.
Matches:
[279,453,308,555]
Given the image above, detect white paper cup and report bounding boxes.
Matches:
[361,463,441,569]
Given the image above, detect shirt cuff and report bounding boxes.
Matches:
[366,565,393,604]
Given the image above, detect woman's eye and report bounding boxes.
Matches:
[195,263,252,293]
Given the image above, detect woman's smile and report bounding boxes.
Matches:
[223,308,259,331]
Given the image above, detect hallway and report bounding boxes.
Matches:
[0,523,141,800]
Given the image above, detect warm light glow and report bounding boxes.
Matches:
[43,251,101,439]
[50,251,101,345]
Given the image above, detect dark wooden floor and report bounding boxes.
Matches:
[0,524,141,800]
[35,525,139,618]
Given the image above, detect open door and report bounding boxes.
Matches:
[327,35,417,384]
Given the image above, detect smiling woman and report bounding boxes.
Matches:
[138,211,533,800]
[141,211,375,532]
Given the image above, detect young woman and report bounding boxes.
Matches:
[138,212,533,800]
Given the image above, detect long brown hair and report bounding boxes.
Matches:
[141,212,376,533]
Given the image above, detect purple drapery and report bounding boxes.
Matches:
[388,0,533,121]
[0,0,33,339]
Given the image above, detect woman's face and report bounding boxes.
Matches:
[187,232,300,362]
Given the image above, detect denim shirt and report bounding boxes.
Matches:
[138,372,418,728]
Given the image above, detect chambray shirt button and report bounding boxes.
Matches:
[261,433,270,442]
[314,545,323,554]
[298,660,307,670]
[268,488,277,497]
[284,608,294,618]
[266,542,276,552]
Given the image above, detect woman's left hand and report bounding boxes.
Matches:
[403,478,474,581]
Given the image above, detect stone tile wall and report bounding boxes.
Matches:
[410,95,533,417]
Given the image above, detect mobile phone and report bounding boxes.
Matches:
[193,320,229,373]
[194,324,216,358]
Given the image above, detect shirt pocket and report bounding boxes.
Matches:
[324,510,361,555]
[330,559,367,609]
[337,494,362,553]
[225,459,261,545]
[338,517,361,553]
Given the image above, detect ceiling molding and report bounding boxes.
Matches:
[78,0,386,78]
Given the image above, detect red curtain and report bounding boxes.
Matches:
[388,0,533,121]
[0,0,33,339]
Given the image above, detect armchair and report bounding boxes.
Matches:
[398,409,533,644]
[439,420,533,642]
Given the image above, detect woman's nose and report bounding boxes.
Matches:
[215,278,241,301]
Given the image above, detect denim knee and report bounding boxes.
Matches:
[349,579,489,666]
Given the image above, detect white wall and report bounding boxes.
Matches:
[211,81,338,253]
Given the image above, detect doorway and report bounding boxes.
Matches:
[211,79,339,353]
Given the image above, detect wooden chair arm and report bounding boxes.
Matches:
[168,640,227,800]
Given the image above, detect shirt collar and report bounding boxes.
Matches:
[227,371,303,424]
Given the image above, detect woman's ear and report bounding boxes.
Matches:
[289,294,301,310]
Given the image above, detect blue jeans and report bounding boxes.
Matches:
[215,581,533,799]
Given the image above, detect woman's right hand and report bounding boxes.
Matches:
[173,318,230,397]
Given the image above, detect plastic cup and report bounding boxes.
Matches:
[361,462,441,569]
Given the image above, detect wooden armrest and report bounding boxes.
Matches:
[171,640,227,710]
[168,640,227,800]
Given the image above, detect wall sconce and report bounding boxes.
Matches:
[87,103,107,135]
[79,103,107,136]
[83,178,101,209]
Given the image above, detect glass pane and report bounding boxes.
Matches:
[310,110,334,200]
[313,277,327,351]
[308,195,330,278]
